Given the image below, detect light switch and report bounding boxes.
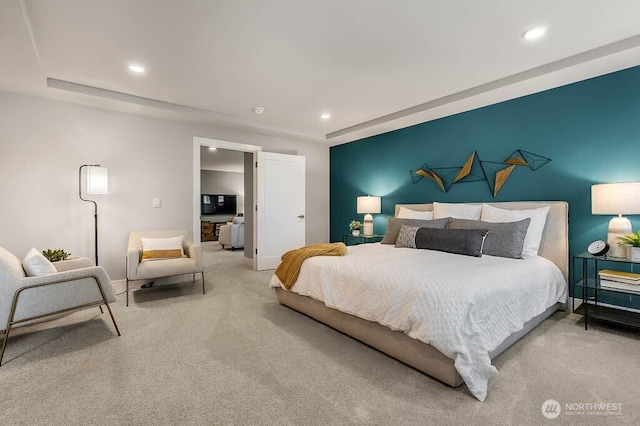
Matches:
[153,198,161,208]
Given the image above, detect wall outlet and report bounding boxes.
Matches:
[153,198,161,208]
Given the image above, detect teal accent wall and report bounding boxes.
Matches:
[330,65,640,306]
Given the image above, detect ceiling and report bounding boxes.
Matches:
[1,1,640,146]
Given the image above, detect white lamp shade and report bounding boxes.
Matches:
[87,166,108,195]
[592,182,640,215]
[357,196,381,214]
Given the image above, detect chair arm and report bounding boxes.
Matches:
[126,248,140,279]
[21,266,112,288]
[185,244,203,271]
[54,257,94,272]
[10,266,116,324]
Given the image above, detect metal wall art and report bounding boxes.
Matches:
[410,149,551,197]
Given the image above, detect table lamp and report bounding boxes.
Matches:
[592,182,640,258]
[357,195,381,237]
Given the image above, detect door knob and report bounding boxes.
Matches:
[297,215,305,219]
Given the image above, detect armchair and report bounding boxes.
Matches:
[0,247,120,366]
[218,217,244,250]
[126,229,204,306]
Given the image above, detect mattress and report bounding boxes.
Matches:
[270,243,567,401]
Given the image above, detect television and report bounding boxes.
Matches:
[201,194,237,215]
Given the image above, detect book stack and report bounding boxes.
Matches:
[599,269,640,292]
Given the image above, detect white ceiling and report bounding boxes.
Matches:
[1,0,640,146]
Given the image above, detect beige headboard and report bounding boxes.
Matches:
[394,201,569,282]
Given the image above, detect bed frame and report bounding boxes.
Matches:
[275,201,569,387]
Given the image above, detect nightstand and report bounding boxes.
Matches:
[572,252,640,330]
[342,234,384,246]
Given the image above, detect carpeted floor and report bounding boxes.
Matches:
[1,244,640,425]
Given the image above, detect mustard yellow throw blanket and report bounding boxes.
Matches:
[275,242,347,290]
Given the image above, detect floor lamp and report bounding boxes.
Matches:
[79,164,108,266]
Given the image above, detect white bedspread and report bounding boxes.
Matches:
[269,243,567,401]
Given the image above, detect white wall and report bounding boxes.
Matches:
[0,90,329,279]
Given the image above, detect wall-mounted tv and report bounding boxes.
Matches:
[201,194,237,215]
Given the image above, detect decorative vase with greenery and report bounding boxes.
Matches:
[349,220,362,236]
[42,248,71,262]
[618,231,640,261]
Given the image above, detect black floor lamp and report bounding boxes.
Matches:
[79,164,108,266]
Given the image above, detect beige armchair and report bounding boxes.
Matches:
[126,229,204,306]
[218,217,245,250]
[0,247,120,366]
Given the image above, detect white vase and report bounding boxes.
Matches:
[629,246,640,262]
[352,230,360,236]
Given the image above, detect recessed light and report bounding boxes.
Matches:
[252,106,265,114]
[128,64,145,73]
[522,26,546,41]
[208,147,217,151]
[321,113,331,120]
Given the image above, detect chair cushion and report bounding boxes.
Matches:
[134,257,200,280]
[0,246,26,280]
[141,236,185,261]
[22,248,57,276]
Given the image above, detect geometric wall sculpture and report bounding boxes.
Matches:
[411,149,551,197]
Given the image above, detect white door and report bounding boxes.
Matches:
[255,152,306,270]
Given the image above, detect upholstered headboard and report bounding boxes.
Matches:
[394,201,569,282]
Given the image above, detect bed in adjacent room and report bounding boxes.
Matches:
[270,201,568,401]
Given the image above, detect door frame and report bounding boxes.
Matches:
[192,137,262,268]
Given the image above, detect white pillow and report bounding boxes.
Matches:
[433,202,482,220]
[141,236,185,261]
[397,206,433,220]
[22,248,57,276]
[480,204,550,258]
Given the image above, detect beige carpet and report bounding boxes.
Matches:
[1,244,640,425]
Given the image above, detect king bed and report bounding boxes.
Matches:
[270,201,568,401]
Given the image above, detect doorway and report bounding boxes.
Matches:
[193,137,261,269]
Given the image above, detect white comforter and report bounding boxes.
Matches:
[269,243,567,401]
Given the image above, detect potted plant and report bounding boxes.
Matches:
[618,231,640,261]
[42,248,71,262]
[349,220,362,236]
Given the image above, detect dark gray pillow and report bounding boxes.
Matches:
[415,228,489,257]
[381,217,451,245]
[449,218,531,259]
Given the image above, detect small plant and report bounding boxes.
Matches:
[619,231,640,247]
[42,248,71,262]
[349,220,362,231]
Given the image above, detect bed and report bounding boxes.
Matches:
[270,201,568,401]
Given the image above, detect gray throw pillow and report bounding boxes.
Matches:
[415,228,489,257]
[381,217,451,245]
[449,218,531,259]
[395,225,420,248]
